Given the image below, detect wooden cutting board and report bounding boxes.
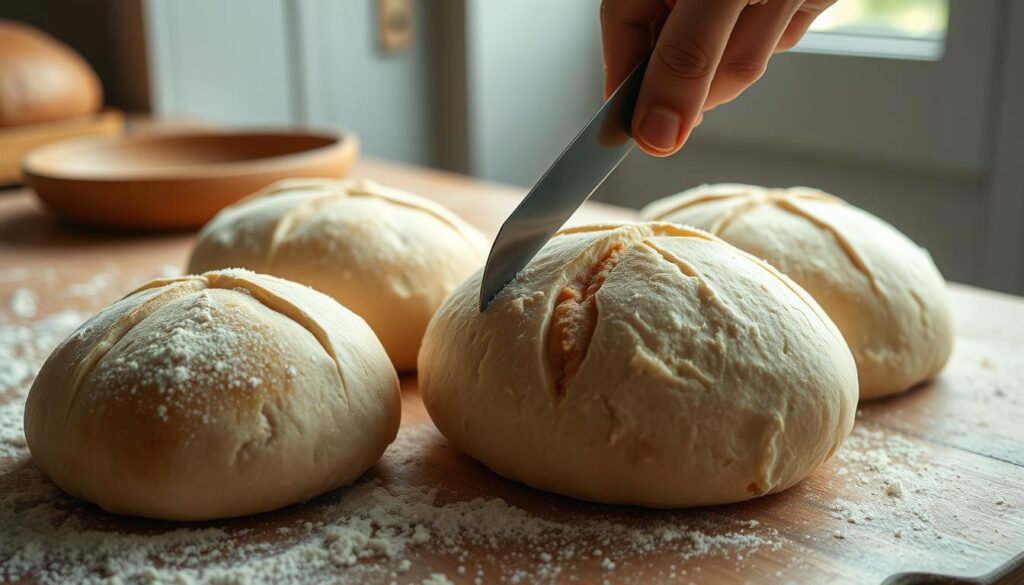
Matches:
[1,159,1022,584]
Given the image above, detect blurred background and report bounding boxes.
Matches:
[2,0,1023,294]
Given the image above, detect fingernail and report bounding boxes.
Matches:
[637,106,681,152]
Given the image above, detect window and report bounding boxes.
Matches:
[795,0,949,60]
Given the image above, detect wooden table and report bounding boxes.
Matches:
[1,159,1022,584]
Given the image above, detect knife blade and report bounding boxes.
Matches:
[478,56,649,312]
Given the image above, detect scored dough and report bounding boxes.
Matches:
[642,184,953,399]
[419,222,858,508]
[24,269,400,521]
[188,179,488,371]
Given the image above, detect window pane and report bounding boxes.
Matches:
[809,0,949,40]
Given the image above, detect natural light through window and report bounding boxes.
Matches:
[796,0,950,60]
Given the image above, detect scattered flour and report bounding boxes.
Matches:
[1,305,84,381]
[0,269,782,585]
[159,264,184,278]
[828,425,942,544]
[3,268,1013,583]
[1,424,782,584]
[63,271,117,298]
[8,287,37,319]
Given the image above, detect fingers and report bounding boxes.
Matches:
[632,0,748,156]
[600,0,669,99]
[777,0,835,51]
[705,0,801,110]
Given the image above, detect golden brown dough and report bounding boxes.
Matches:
[24,269,400,521]
[189,179,488,370]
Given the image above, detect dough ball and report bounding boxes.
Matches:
[642,184,953,399]
[419,223,857,508]
[189,179,488,371]
[0,21,103,127]
[24,269,400,521]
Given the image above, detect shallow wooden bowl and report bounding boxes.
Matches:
[22,128,359,230]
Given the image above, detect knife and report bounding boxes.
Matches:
[478,55,650,312]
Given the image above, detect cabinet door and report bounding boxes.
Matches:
[145,0,433,164]
[145,0,296,125]
[293,0,433,165]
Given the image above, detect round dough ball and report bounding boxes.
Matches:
[0,21,103,127]
[642,184,953,400]
[189,179,488,371]
[419,223,857,508]
[24,269,400,521]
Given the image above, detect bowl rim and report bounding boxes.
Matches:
[21,127,358,184]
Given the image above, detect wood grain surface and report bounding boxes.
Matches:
[1,159,1022,584]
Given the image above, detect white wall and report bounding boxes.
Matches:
[294,0,434,164]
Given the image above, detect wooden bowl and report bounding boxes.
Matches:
[22,128,359,230]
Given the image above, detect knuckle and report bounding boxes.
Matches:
[599,0,625,23]
[655,40,716,82]
[719,57,766,84]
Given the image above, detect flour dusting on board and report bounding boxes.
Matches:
[1,268,1019,583]
[1,425,780,584]
[1,268,781,584]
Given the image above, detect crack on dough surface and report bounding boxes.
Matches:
[601,396,625,447]
[909,289,930,330]
[546,244,626,397]
[641,239,741,325]
[233,401,278,468]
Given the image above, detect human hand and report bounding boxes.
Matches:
[601,0,837,156]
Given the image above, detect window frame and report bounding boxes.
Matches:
[692,0,998,177]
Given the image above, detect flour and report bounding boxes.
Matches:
[1,270,782,585]
[62,270,117,298]
[159,263,184,278]
[8,287,38,319]
[1,424,781,585]
[85,289,282,427]
[829,424,942,545]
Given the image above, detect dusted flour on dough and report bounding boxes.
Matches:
[24,269,400,521]
[419,222,859,508]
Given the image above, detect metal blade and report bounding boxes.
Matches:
[479,57,648,311]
